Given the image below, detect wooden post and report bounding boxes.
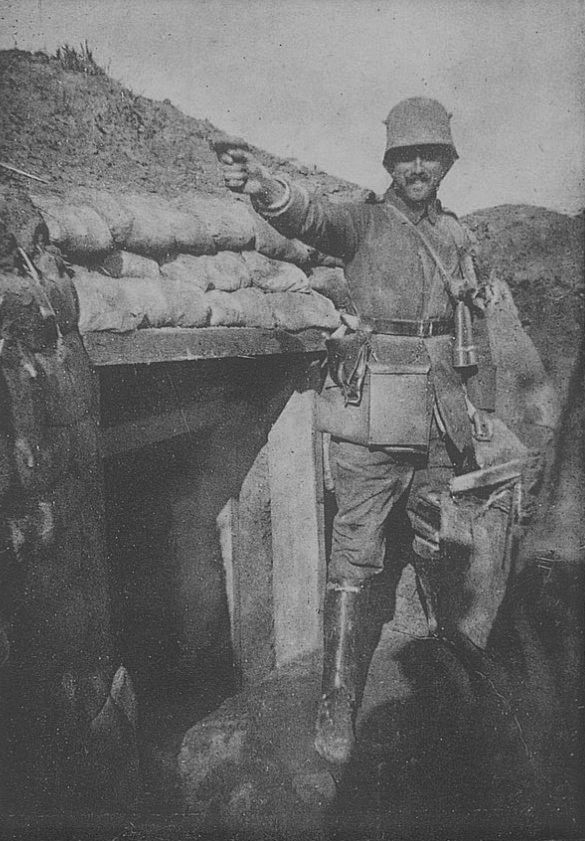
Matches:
[219,447,276,686]
[268,390,326,667]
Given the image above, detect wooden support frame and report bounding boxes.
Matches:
[87,325,328,683]
[220,395,327,683]
[83,326,326,367]
[268,390,326,668]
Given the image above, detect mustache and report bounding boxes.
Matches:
[405,172,432,184]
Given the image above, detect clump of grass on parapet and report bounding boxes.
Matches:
[55,40,106,75]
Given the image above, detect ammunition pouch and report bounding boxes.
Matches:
[316,334,434,449]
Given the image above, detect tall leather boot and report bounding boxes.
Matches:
[314,582,372,765]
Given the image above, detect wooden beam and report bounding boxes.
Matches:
[219,448,275,687]
[450,458,524,494]
[83,326,327,367]
[268,390,326,667]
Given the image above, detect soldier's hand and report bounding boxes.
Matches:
[471,409,494,442]
[213,138,284,203]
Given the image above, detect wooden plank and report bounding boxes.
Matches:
[83,326,327,367]
[450,458,524,494]
[233,447,275,685]
[218,448,275,687]
[268,390,326,667]
[217,499,240,681]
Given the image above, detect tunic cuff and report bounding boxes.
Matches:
[252,176,292,217]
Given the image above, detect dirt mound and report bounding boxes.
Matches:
[465,205,584,400]
[0,49,359,200]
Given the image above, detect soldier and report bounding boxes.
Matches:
[220,98,497,764]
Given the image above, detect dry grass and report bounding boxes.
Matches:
[55,40,106,76]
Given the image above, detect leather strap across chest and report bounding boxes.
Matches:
[384,202,458,301]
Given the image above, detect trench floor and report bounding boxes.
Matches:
[124,562,583,841]
[8,561,582,841]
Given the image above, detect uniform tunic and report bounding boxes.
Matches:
[257,181,497,584]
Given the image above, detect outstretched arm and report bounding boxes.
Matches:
[215,140,362,260]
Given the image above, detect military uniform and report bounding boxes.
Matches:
[259,182,496,583]
[233,97,501,765]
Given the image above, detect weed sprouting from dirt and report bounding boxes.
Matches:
[55,40,106,76]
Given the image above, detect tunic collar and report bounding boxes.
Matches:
[383,185,441,225]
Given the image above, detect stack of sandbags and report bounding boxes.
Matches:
[31,191,219,257]
[73,267,212,331]
[72,250,340,334]
[30,189,316,266]
[29,186,345,335]
[140,249,309,293]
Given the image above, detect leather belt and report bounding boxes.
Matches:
[363,317,454,338]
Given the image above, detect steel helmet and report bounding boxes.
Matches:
[383,97,458,168]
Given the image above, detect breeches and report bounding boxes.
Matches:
[328,426,455,585]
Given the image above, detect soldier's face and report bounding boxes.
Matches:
[388,145,450,205]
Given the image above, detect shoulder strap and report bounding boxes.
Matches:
[384,202,455,300]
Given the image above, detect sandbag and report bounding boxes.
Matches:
[241,250,310,293]
[76,270,169,330]
[69,189,215,256]
[440,485,519,649]
[72,268,142,333]
[30,193,113,255]
[170,211,217,256]
[268,290,341,331]
[205,290,246,327]
[308,266,353,309]
[102,251,161,279]
[228,288,276,329]
[121,277,170,328]
[162,252,251,292]
[199,252,252,292]
[119,194,214,257]
[250,209,313,266]
[160,255,213,291]
[161,279,211,328]
[69,187,135,244]
[73,267,212,330]
[171,193,256,252]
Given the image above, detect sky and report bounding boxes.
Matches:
[1,0,584,215]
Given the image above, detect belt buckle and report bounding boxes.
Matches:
[418,320,430,338]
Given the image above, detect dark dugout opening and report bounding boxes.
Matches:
[100,353,314,807]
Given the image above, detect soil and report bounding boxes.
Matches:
[465,204,584,402]
[0,49,362,200]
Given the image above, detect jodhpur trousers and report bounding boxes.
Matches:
[327,424,456,585]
